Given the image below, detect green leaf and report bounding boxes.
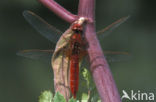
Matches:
[75,67,89,101]
[69,98,77,102]
[80,68,101,102]
[39,90,53,102]
[53,92,66,102]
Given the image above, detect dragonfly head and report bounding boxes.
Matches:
[72,23,83,34]
[72,17,86,34]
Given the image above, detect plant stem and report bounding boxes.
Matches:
[39,0,78,23]
[78,0,121,102]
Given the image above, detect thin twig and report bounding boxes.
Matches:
[38,0,78,23]
[78,0,121,102]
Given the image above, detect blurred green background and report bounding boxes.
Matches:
[1,0,156,102]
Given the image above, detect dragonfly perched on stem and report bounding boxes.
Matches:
[17,10,130,99]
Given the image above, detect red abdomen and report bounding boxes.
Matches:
[70,55,79,98]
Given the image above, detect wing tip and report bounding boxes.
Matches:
[23,10,36,20]
[122,15,131,22]
[23,10,29,17]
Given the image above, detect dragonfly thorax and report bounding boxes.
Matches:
[71,34,82,41]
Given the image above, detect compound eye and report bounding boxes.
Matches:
[72,24,82,30]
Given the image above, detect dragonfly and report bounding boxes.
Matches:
[67,17,86,98]
[17,10,130,99]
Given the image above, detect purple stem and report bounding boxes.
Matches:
[78,0,121,102]
[38,0,121,101]
[39,0,78,23]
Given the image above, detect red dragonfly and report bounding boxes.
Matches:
[68,18,86,98]
[17,10,130,98]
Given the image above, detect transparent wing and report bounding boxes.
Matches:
[23,10,63,43]
[81,51,131,68]
[17,49,53,62]
[17,50,131,63]
[97,16,130,40]
[104,51,132,62]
